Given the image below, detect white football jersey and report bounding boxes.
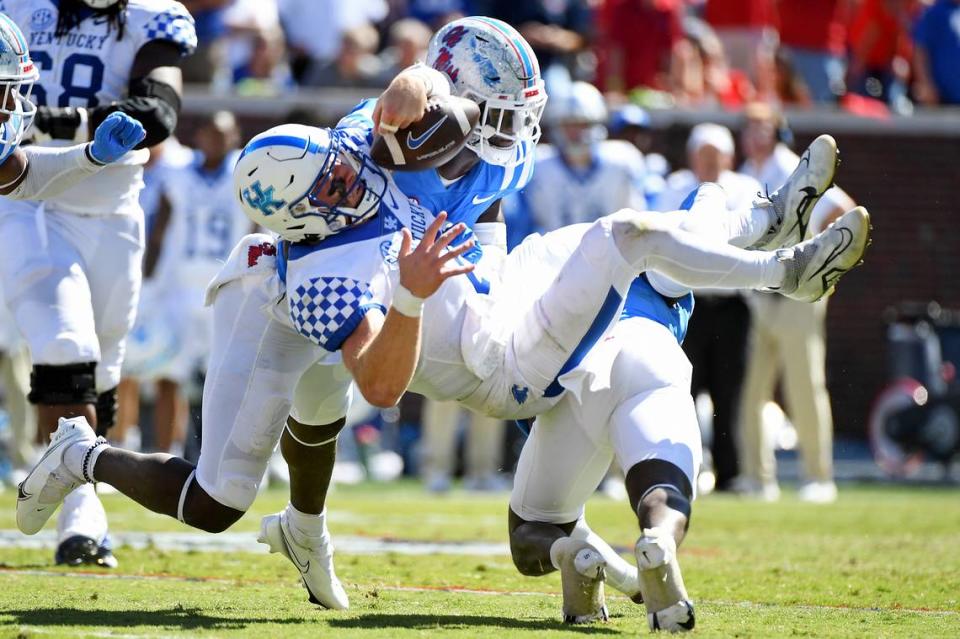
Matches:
[3,0,196,215]
[521,140,646,231]
[154,149,251,292]
[280,176,497,403]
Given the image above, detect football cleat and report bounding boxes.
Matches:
[55,534,118,569]
[775,206,871,303]
[650,600,696,632]
[635,528,695,632]
[751,134,839,250]
[552,537,609,624]
[258,510,349,610]
[17,417,99,535]
[798,480,838,503]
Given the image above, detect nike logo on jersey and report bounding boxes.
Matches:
[406,116,448,150]
[472,193,497,206]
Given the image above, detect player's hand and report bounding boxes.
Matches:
[374,72,429,135]
[397,211,476,299]
[89,112,146,164]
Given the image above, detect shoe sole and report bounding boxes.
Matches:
[811,206,871,300]
[764,135,840,250]
[16,425,87,535]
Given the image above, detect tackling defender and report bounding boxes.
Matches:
[3,0,195,567]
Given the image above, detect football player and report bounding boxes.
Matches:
[134,110,250,454]
[17,99,869,618]
[3,0,196,567]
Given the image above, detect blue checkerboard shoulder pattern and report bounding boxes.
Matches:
[140,1,197,56]
[289,276,384,352]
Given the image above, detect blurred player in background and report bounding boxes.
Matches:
[737,102,855,503]
[130,110,249,455]
[655,123,761,493]
[3,0,196,567]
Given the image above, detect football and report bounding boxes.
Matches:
[370,94,481,171]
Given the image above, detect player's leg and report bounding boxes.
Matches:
[421,399,461,492]
[153,378,187,452]
[256,361,354,610]
[17,271,317,535]
[604,326,701,632]
[509,392,645,621]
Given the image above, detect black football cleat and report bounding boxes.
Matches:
[55,535,118,568]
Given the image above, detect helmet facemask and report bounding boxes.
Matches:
[465,88,547,167]
[0,75,38,152]
[286,137,388,240]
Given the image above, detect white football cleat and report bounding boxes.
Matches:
[752,134,839,250]
[635,528,695,632]
[798,480,838,503]
[775,206,871,303]
[17,417,99,535]
[258,510,349,610]
[552,537,609,624]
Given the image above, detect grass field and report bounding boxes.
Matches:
[0,481,958,638]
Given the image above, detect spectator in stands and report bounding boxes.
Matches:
[305,23,387,89]
[474,0,593,76]
[595,0,685,94]
[222,0,292,94]
[180,0,234,84]
[737,102,854,503]
[704,0,778,76]
[421,401,507,493]
[912,0,960,106]
[753,46,814,107]
[777,0,851,104]
[379,19,434,79]
[403,0,471,29]
[847,0,917,112]
[669,17,754,110]
[655,123,760,493]
[278,0,388,84]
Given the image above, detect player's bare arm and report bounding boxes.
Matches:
[342,212,475,407]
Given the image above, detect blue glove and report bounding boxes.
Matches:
[89,112,146,164]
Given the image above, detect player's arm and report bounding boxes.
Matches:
[32,40,186,149]
[0,112,145,199]
[373,64,451,134]
[340,213,475,407]
[143,191,173,278]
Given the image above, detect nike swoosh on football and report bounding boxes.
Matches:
[406,116,448,150]
[472,193,497,205]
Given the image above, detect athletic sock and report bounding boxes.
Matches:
[57,483,108,545]
[285,503,329,547]
[571,520,642,598]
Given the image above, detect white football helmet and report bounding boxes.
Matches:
[426,16,547,167]
[234,124,388,242]
[0,13,38,153]
[546,81,608,161]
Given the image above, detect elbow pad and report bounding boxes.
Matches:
[90,76,181,148]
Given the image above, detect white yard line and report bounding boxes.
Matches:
[0,529,509,556]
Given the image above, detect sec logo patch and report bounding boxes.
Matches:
[31,8,56,31]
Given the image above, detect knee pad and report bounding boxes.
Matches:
[28,362,97,405]
[95,386,119,436]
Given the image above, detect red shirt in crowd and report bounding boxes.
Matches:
[595,0,685,92]
[778,0,851,55]
[848,0,917,68]
[704,0,777,29]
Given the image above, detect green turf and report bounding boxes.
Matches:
[0,481,958,638]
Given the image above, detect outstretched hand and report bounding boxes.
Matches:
[397,211,475,299]
[89,112,146,164]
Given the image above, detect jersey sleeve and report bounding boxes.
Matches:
[336,99,377,140]
[132,0,198,57]
[287,275,386,352]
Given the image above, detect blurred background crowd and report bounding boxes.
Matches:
[1,0,958,503]
[182,0,960,114]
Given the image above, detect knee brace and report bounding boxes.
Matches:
[95,386,119,436]
[28,362,97,405]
